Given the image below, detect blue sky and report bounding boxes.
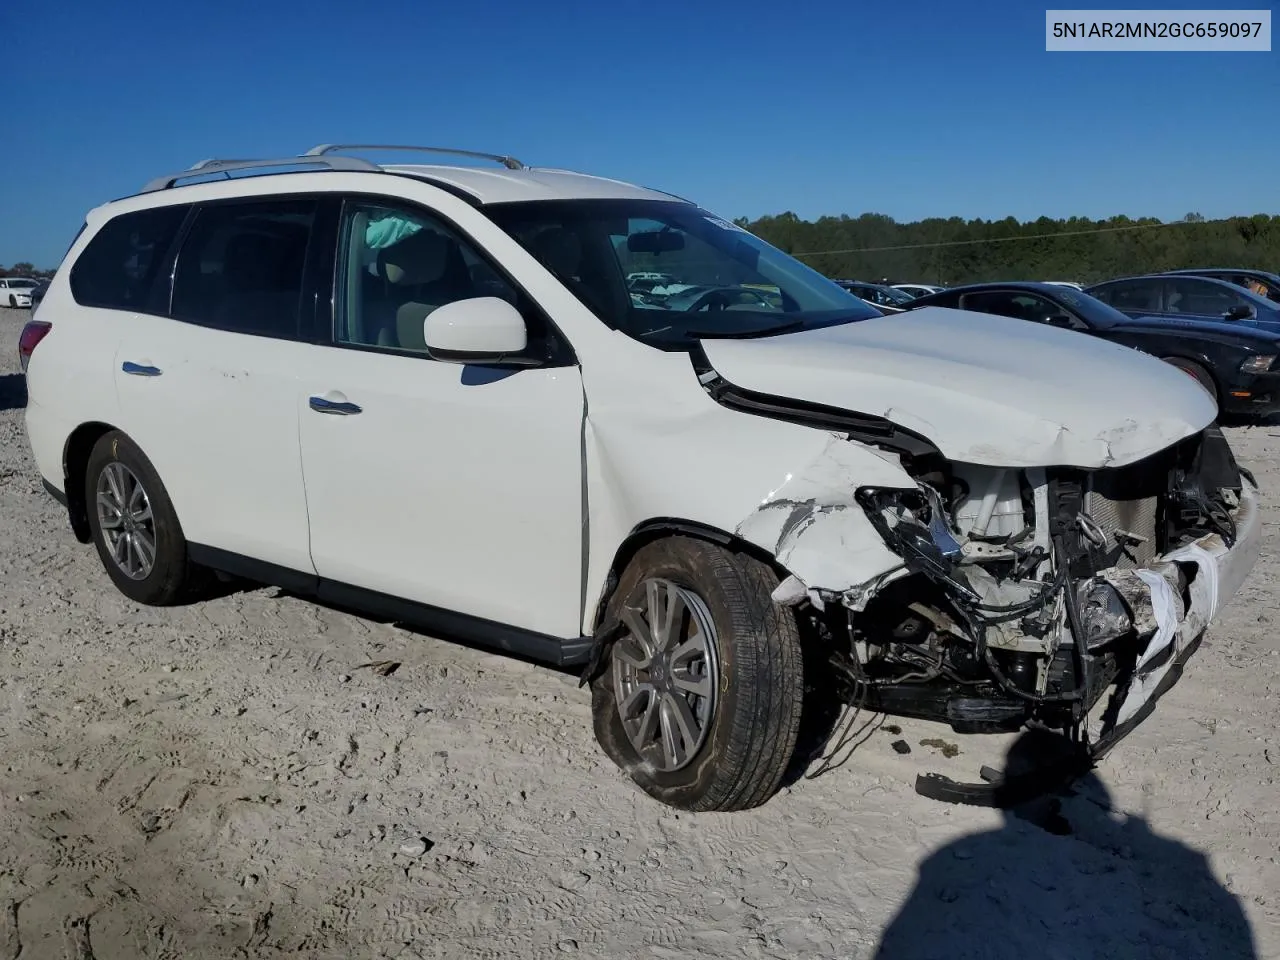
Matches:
[0,0,1275,267]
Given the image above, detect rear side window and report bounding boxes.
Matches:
[69,205,189,311]
[171,198,317,339]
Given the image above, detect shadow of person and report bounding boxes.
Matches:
[875,729,1258,960]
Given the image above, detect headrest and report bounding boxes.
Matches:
[378,230,451,286]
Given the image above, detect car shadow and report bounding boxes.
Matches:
[0,373,27,412]
[873,729,1258,959]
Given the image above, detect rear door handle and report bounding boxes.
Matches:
[121,361,162,377]
[309,395,362,415]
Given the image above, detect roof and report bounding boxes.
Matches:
[923,281,1067,294]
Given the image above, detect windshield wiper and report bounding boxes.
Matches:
[687,319,808,340]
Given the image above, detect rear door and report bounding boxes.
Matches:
[112,196,321,573]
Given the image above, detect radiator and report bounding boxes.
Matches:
[1083,486,1160,568]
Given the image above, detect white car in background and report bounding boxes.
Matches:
[1044,281,1085,290]
[19,144,1262,812]
[1,277,39,307]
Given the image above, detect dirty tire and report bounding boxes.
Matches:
[591,536,804,812]
[1163,357,1216,400]
[85,431,198,606]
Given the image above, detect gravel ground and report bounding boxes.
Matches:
[1,305,1278,960]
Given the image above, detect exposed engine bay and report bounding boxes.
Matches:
[801,425,1255,743]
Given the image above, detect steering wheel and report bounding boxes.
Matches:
[693,290,734,312]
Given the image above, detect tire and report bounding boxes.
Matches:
[590,536,804,812]
[84,431,198,605]
[7,295,14,307]
[1163,357,1217,400]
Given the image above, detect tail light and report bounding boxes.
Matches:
[18,320,52,374]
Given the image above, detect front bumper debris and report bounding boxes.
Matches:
[915,476,1262,806]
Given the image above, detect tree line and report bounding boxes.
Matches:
[0,263,54,279]
[733,212,1280,285]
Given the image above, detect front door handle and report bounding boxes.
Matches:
[122,361,162,377]
[309,395,362,415]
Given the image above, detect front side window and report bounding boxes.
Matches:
[486,199,877,349]
[1164,278,1245,316]
[69,205,190,312]
[333,200,557,360]
[963,291,1089,330]
[171,198,317,338]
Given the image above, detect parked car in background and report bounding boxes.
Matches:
[1163,268,1280,304]
[20,144,1261,813]
[890,283,945,299]
[832,280,914,313]
[1,277,39,308]
[1087,274,1280,334]
[30,279,50,308]
[907,281,1280,417]
[1043,281,1084,290]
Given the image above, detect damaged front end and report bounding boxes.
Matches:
[770,425,1261,747]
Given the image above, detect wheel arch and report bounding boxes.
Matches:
[588,517,790,634]
[62,421,120,543]
[1158,354,1219,402]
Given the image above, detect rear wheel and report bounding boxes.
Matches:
[1163,357,1216,400]
[85,431,199,605]
[590,536,804,811]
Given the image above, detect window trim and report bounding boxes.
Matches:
[317,192,578,369]
[165,194,323,342]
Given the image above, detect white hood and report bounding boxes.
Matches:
[700,306,1217,468]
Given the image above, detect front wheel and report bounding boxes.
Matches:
[590,537,804,811]
[85,431,200,605]
[1163,357,1217,401]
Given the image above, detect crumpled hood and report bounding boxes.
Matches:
[700,306,1218,468]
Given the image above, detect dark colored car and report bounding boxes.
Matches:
[31,279,50,308]
[1086,274,1280,334]
[1162,268,1280,304]
[832,280,913,313]
[907,281,1280,417]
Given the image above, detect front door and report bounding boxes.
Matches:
[298,197,586,638]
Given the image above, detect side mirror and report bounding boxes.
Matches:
[424,297,530,365]
[1045,313,1075,329]
[1225,304,1255,321]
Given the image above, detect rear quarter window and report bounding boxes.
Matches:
[69,205,190,312]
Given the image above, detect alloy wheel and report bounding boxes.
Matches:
[96,462,157,580]
[612,578,720,772]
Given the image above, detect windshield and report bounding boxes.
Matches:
[8,279,36,288]
[485,199,879,348]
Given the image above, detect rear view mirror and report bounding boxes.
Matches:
[628,230,685,254]
[1225,304,1255,321]
[424,297,530,365]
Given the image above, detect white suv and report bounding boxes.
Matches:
[21,145,1262,811]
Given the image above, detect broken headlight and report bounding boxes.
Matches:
[1077,580,1132,650]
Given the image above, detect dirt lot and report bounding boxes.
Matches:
[1,305,1279,959]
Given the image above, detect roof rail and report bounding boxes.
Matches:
[139,155,381,194]
[305,143,526,171]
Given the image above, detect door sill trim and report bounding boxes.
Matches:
[186,543,589,666]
